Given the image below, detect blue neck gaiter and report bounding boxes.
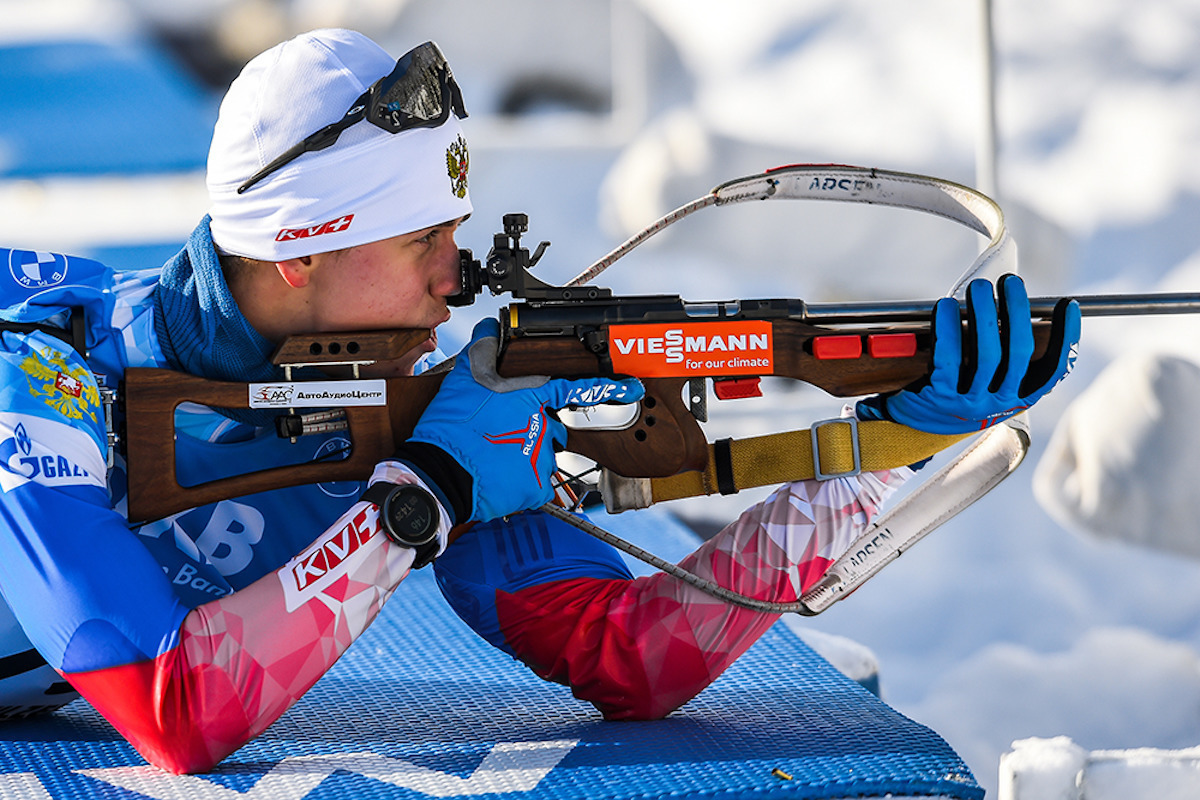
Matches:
[152,216,282,384]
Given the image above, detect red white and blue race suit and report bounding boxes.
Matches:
[0,219,910,773]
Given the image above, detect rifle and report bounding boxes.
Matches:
[121,165,1200,527]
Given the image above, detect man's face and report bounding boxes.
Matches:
[305,217,466,372]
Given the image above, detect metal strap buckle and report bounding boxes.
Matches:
[99,385,118,469]
[811,417,861,480]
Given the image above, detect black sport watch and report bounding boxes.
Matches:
[360,482,441,568]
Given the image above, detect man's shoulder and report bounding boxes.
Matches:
[1,247,165,369]
[0,331,105,427]
[0,248,117,321]
[0,332,109,494]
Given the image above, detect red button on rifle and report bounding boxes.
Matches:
[713,377,762,400]
[867,333,918,358]
[812,335,863,359]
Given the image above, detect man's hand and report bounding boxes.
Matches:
[394,318,644,523]
[858,274,1080,434]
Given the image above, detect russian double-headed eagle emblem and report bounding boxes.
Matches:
[446,134,469,199]
[20,346,98,422]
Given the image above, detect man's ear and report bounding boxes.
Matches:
[274,255,314,289]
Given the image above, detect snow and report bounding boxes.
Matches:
[1034,352,1200,558]
[5,0,1200,796]
[999,737,1200,800]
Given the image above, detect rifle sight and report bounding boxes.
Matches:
[447,213,612,306]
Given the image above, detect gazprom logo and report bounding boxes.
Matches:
[0,415,106,493]
[0,422,91,483]
[10,423,31,458]
[9,250,67,290]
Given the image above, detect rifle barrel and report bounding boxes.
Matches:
[800,293,1200,324]
[1057,293,1200,317]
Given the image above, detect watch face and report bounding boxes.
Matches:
[386,486,438,546]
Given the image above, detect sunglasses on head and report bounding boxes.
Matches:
[238,41,468,194]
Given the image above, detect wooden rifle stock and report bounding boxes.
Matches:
[123,368,447,523]
[124,329,439,523]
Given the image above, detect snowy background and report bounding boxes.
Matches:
[4,0,1200,796]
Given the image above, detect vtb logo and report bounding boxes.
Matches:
[483,407,548,487]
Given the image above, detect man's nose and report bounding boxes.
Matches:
[436,234,463,294]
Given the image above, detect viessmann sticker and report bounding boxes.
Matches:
[608,321,774,377]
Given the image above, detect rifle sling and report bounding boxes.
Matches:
[647,421,971,504]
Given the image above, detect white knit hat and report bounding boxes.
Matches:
[206,29,472,261]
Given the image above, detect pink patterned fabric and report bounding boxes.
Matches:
[496,468,910,719]
[70,464,425,773]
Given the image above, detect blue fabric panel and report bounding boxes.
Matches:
[0,508,982,799]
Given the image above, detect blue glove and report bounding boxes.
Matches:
[858,275,1080,434]
[395,318,644,524]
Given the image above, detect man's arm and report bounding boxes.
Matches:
[487,463,912,720]
[0,333,425,772]
[445,275,1081,719]
[0,322,641,773]
[59,463,425,773]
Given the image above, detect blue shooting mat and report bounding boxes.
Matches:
[0,508,981,799]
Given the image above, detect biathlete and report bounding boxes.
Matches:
[0,29,1079,772]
